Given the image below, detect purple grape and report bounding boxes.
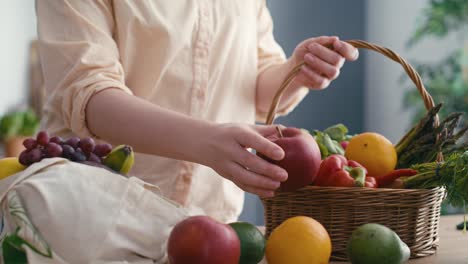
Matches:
[87,152,101,163]
[79,137,95,154]
[65,137,80,149]
[93,143,112,157]
[45,142,63,158]
[28,148,43,163]
[36,131,50,146]
[19,150,32,166]
[23,138,37,150]
[62,144,75,159]
[71,148,87,162]
[49,136,64,145]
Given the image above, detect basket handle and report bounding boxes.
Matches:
[264,39,443,161]
[264,40,439,124]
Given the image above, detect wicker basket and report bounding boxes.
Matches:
[261,40,446,261]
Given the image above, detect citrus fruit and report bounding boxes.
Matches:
[229,221,265,264]
[265,216,331,264]
[0,157,26,180]
[347,223,410,264]
[344,132,397,177]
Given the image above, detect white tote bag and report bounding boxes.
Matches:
[0,158,195,264]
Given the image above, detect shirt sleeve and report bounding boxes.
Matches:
[255,0,309,122]
[36,0,133,138]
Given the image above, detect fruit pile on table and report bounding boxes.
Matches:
[166,212,411,264]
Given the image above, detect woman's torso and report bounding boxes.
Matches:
[43,0,264,222]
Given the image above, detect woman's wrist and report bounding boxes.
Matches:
[179,119,218,166]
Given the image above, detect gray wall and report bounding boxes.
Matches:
[240,0,366,225]
[0,1,37,115]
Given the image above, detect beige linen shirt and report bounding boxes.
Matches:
[37,0,308,223]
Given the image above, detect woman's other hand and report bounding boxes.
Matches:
[199,123,288,198]
[291,36,359,90]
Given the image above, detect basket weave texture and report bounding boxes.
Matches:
[261,40,445,261]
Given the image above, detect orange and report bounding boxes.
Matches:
[265,216,331,264]
[345,132,397,177]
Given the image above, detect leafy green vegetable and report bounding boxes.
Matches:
[323,124,348,142]
[0,110,40,140]
[312,123,351,159]
[403,151,468,208]
[314,132,329,158]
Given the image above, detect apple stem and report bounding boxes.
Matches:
[276,126,284,138]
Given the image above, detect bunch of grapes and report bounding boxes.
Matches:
[19,131,113,166]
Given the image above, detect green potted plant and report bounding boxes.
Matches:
[0,109,40,157]
[404,0,468,125]
[404,0,468,215]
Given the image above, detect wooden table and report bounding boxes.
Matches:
[260,215,468,264]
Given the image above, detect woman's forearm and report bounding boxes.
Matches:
[255,58,305,114]
[85,88,214,164]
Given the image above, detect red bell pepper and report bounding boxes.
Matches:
[314,155,367,187]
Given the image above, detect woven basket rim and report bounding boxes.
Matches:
[266,185,445,194]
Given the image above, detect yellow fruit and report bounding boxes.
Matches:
[345,132,397,177]
[266,216,331,264]
[0,157,26,180]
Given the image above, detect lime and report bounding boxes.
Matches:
[229,221,265,264]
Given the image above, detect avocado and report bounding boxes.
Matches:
[347,223,410,264]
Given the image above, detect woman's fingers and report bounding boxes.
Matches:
[307,35,339,46]
[333,39,359,61]
[227,162,281,191]
[307,42,345,68]
[300,64,330,89]
[237,127,284,161]
[204,123,291,196]
[235,147,288,182]
[294,36,360,89]
[304,53,340,80]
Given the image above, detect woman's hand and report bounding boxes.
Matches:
[198,123,288,198]
[291,36,359,90]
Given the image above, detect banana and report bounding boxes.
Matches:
[0,157,26,180]
[102,145,134,175]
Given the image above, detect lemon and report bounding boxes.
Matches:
[266,216,332,264]
[229,222,265,264]
[345,132,397,177]
[0,157,26,180]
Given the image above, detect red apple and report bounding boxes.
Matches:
[167,215,240,264]
[266,127,322,192]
